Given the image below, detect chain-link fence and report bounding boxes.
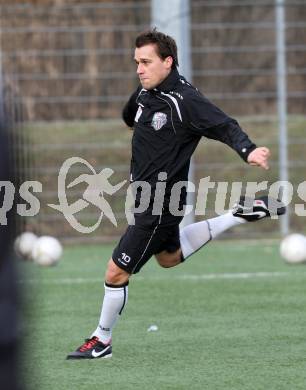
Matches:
[1,0,306,242]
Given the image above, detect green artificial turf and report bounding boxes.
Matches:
[20,240,306,390]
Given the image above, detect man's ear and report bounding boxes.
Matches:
[165,56,173,69]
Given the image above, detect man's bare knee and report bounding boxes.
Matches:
[105,259,130,285]
[158,261,176,268]
[155,249,182,269]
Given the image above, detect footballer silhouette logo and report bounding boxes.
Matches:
[48,157,126,233]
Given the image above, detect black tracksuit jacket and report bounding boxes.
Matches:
[122,68,256,227]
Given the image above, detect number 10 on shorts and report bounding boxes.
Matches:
[121,253,131,263]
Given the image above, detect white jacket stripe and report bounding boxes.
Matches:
[160,92,182,122]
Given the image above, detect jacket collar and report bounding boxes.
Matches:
[154,68,180,92]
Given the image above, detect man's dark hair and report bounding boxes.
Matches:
[135,28,178,69]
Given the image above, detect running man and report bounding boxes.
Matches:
[67,29,285,360]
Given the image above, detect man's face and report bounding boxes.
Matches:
[134,44,173,90]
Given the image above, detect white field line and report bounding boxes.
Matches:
[17,271,306,285]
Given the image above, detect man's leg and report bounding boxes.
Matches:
[67,259,129,360]
[179,210,246,260]
[156,211,244,268]
[156,195,286,267]
[91,260,129,344]
[67,224,163,360]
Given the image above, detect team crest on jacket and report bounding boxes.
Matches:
[151,112,167,131]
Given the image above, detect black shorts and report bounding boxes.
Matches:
[112,223,181,274]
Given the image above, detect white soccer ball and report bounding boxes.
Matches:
[31,236,63,266]
[14,232,38,260]
[280,233,306,264]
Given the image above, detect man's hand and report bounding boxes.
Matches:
[247,147,271,170]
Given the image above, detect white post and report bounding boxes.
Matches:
[151,0,194,225]
[275,0,289,235]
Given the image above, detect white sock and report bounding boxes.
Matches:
[91,282,128,344]
[180,212,245,259]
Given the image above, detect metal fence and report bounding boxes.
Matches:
[1,0,306,242]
